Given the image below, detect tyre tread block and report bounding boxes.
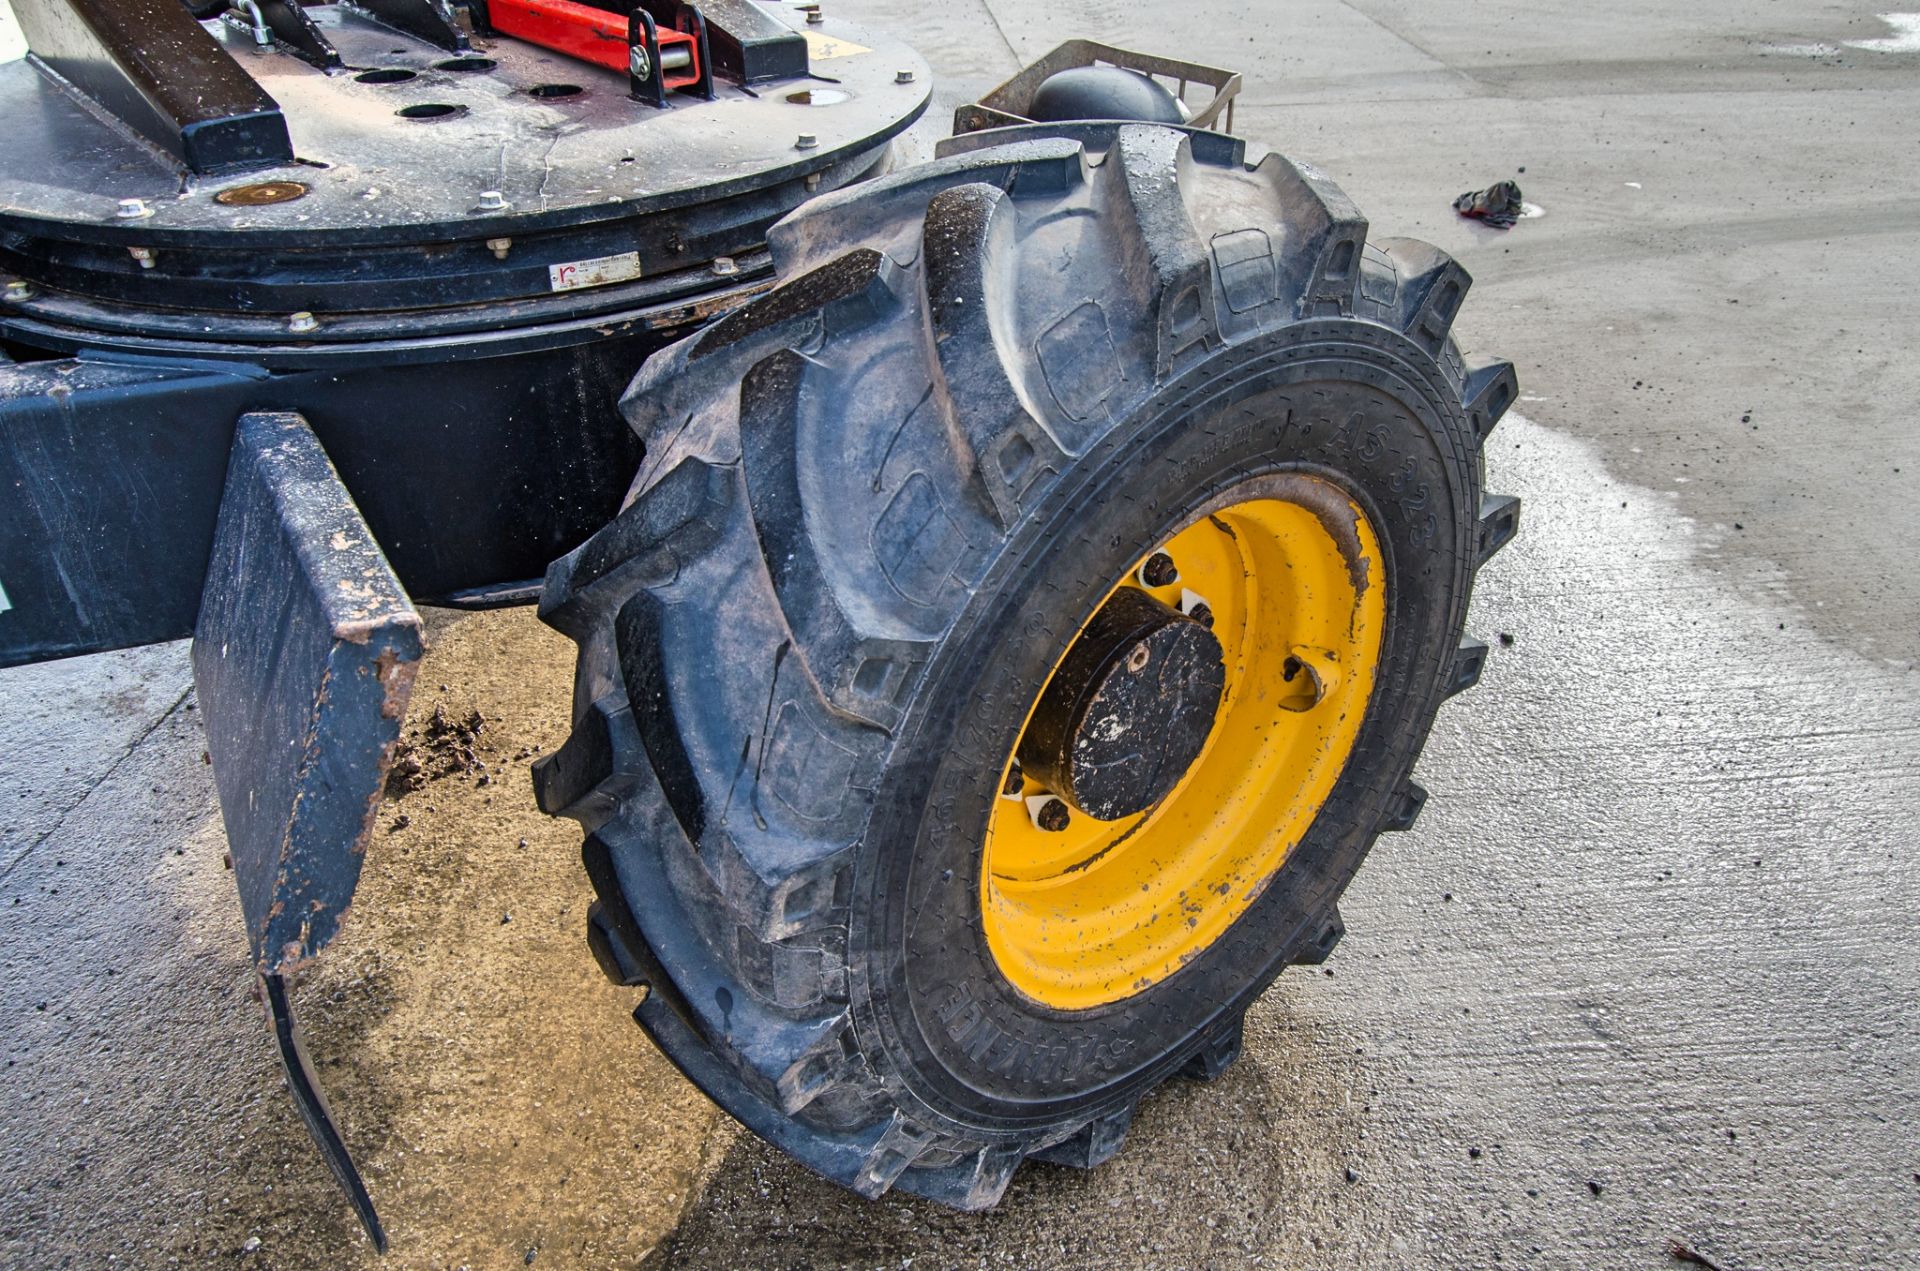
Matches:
[1104,126,1221,378]
[1266,155,1370,318]
[1374,237,1473,357]
[531,694,637,828]
[1462,353,1518,441]
[1381,781,1429,833]
[1449,636,1489,698]
[1477,493,1521,565]
[692,248,897,362]
[1030,1104,1133,1169]
[739,348,936,730]
[538,455,732,636]
[769,137,1088,274]
[1291,907,1346,966]
[923,181,1067,526]
[1178,1016,1245,1082]
[895,1140,1025,1210]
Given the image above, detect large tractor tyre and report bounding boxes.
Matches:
[535,123,1519,1209]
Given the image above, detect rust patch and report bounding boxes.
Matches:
[376,646,421,721]
[647,276,780,333]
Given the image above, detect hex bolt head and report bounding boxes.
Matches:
[287,311,319,334]
[1028,795,1072,832]
[895,68,916,84]
[804,5,824,23]
[711,255,739,276]
[477,190,508,211]
[486,236,512,260]
[4,280,33,302]
[795,132,819,150]
[1001,761,1024,799]
[115,198,151,220]
[128,246,156,269]
[1139,551,1179,588]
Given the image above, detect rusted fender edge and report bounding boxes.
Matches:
[192,410,423,1251]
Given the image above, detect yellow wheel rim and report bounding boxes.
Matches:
[981,476,1387,1010]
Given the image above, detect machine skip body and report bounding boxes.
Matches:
[0,0,1521,1246]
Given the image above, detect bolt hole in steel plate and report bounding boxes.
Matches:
[214,181,311,206]
[785,88,850,105]
[528,83,585,99]
[982,476,1386,1010]
[355,67,418,84]
[435,57,498,72]
[396,103,467,119]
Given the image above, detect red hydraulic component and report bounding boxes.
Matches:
[489,0,702,86]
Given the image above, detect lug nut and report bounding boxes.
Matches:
[1027,794,1071,833]
[1180,588,1214,629]
[895,69,915,84]
[795,132,818,150]
[287,311,319,334]
[116,198,152,219]
[1139,551,1179,587]
[711,255,739,276]
[6,280,35,302]
[1001,761,1023,799]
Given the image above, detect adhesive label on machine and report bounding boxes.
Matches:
[803,31,871,59]
[550,251,643,292]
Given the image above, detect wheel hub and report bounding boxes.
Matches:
[982,477,1388,1010]
[1016,588,1225,822]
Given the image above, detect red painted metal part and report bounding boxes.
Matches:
[489,0,699,83]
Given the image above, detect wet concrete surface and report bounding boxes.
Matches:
[4,2,1919,1268]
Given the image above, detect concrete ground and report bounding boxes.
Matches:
[4,2,1919,1268]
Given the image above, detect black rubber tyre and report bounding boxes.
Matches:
[535,124,1520,1209]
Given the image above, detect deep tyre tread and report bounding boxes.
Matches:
[538,123,1519,1208]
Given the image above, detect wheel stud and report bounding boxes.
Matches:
[1027,794,1072,832]
[1138,551,1179,588]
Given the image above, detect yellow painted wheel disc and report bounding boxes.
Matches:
[982,475,1387,1011]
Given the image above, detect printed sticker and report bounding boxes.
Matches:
[549,251,643,293]
[803,31,871,59]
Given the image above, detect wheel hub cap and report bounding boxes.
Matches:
[1017,588,1225,822]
